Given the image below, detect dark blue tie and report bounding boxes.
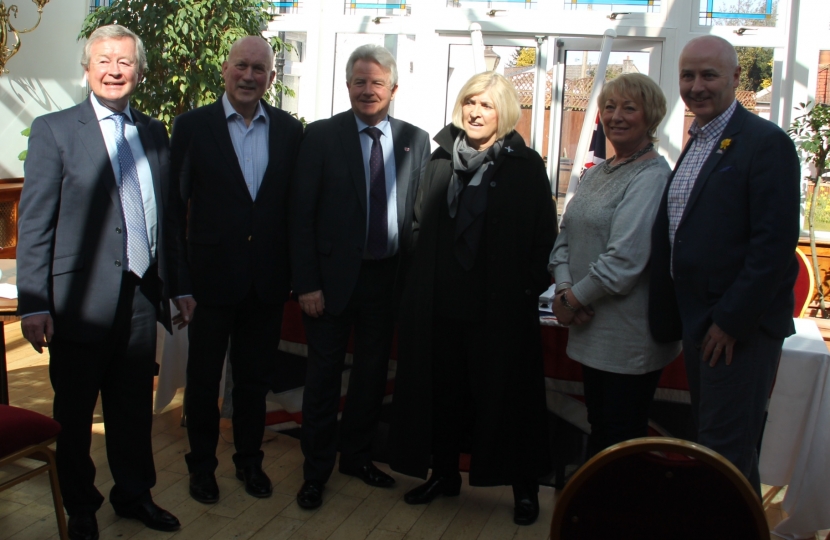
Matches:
[111,113,150,277]
[364,127,388,259]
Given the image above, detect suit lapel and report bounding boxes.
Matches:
[77,98,121,210]
[258,103,282,201]
[209,99,252,201]
[390,117,411,233]
[133,110,164,213]
[337,112,367,214]
[679,104,747,224]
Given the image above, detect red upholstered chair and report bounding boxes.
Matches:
[550,437,768,540]
[794,247,816,318]
[0,404,67,539]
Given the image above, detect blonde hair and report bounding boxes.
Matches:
[451,72,521,141]
[597,73,667,142]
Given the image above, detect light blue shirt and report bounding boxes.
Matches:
[355,114,398,258]
[222,93,270,199]
[91,93,157,262]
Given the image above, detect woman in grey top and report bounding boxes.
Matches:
[549,73,681,456]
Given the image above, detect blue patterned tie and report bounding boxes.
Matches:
[112,113,150,277]
[363,127,388,259]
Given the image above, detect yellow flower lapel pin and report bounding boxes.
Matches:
[717,138,732,154]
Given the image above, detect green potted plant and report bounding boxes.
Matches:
[18,127,30,161]
[789,101,830,317]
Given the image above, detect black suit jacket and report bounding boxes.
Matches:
[289,111,431,315]
[18,97,175,341]
[169,98,303,306]
[649,104,801,344]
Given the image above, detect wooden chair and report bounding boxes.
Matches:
[550,437,768,540]
[794,247,816,317]
[0,404,67,539]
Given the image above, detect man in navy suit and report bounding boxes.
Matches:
[290,44,430,509]
[18,24,181,539]
[649,35,801,496]
[169,36,303,504]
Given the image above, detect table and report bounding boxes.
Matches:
[760,318,830,539]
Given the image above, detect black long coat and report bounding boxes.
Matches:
[389,125,557,486]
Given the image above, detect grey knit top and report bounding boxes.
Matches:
[549,156,681,374]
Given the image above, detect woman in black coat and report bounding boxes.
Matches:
[389,72,557,525]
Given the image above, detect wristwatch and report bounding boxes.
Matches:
[558,291,578,313]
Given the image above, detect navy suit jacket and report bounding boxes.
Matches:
[649,103,801,344]
[18,96,176,341]
[169,98,303,306]
[289,110,431,315]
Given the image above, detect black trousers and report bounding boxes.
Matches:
[581,363,663,458]
[683,329,782,497]
[184,289,283,473]
[300,257,397,483]
[49,270,159,515]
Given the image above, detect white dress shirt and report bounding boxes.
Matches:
[91,93,158,263]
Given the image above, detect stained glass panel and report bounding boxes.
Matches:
[263,1,302,15]
[448,0,537,9]
[699,0,776,26]
[562,0,661,12]
[344,0,410,16]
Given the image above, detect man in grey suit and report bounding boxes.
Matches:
[18,25,182,540]
[290,44,431,509]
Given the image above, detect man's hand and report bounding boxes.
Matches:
[172,296,197,330]
[299,290,325,317]
[21,313,54,354]
[702,323,737,367]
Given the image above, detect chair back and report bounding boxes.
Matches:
[794,247,816,318]
[550,437,768,540]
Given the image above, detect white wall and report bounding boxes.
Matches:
[0,0,88,178]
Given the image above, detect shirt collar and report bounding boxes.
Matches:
[688,99,738,140]
[222,93,269,125]
[355,114,391,138]
[90,93,133,123]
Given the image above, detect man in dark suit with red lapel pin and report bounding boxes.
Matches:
[18,24,182,540]
[649,35,801,496]
[169,36,303,504]
[290,44,430,509]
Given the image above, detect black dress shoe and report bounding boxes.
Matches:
[114,500,180,532]
[404,473,462,505]
[512,484,540,526]
[189,471,219,504]
[68,512,98,540]
[236,465,273,498]
[297,480,324,509]
[339,462,395,488]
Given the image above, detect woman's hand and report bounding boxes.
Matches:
[553,289,594,326]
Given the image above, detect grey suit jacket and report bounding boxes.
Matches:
[289,110,431,315]
[18,96,176,341]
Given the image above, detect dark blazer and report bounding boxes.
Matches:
[649,103,801,344]
[169,98,303,306]
[389,125,557,485]
[289,110,431,315]
[18,97,175,341]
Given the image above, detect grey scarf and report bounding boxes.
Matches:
[447,132,503,270]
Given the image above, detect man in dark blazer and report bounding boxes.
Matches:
[18,25,181,540]
[169,36,303,504]
[649,35,801,496]
[290,44,430,509]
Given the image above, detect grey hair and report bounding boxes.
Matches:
[82,24,147,74]
[345,44,398,87]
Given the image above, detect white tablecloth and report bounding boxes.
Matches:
[760,318,830,539]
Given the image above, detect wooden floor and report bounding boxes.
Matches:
[0,321,825,540]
